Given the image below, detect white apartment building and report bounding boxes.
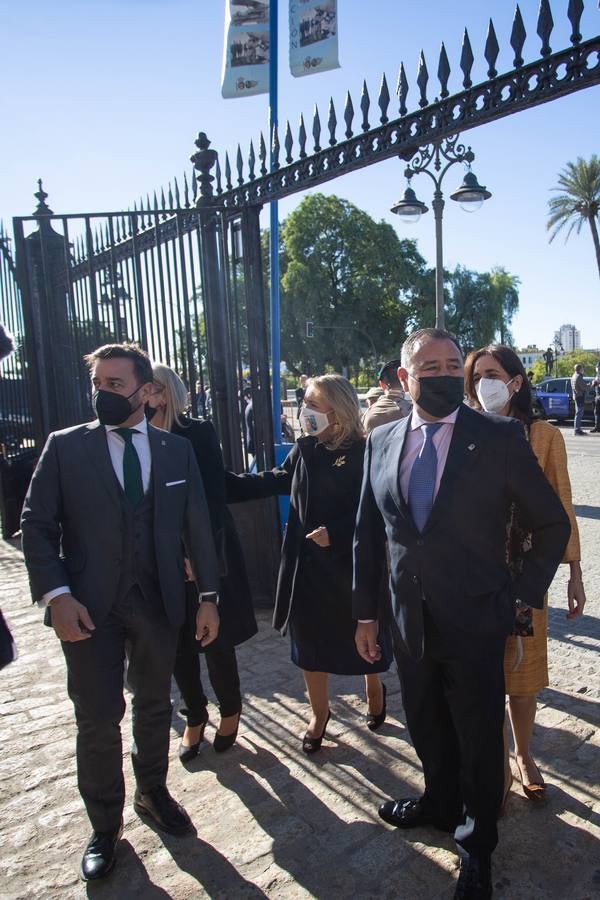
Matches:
[554,324,581,353]
[517,346,544,369]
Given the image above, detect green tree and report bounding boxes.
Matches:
[531,350,599,382]
[445,265,520,352]
[272,194,430,376]
[547,155,600,280]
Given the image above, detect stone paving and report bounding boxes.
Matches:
[1,429,599,899]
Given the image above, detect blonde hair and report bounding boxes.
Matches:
[308,374,364,450]
[151,362,189,431]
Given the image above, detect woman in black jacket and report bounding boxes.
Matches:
[227,374,392,754]
[147,364,257,761]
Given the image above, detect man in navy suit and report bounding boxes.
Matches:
[21,343,220,882]
[353,328,570,899]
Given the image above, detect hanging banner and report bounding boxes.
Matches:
[289,0,340,78]
[221,1,270,99]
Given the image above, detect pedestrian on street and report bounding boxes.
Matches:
[465,344,586,807]
[590,360,600,433]
[146,363,256,762]
[227,374,392,755]
[571,363,587,435]
[20,343,220,883]
[353,328,570,900]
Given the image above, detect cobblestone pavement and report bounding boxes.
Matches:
[1,429,599,899]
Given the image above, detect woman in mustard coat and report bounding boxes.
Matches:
[464,345,586,804]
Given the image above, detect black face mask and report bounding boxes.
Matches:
[411,374,465,418]
[93,387,142,427]
[144,402,158,421]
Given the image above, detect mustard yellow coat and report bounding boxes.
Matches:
[504,420,581,694]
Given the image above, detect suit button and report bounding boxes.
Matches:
[416,539,424,546]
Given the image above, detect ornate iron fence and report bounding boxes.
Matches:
[12,181,274,476]
[201,1,600,208]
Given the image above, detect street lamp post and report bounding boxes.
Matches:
[391,135,491,330]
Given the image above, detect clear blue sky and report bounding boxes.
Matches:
[2,1,599,351]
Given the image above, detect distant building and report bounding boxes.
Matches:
[517,345,544,369]
[554,324,581,353]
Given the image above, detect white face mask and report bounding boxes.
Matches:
[299,406,331,436]
[475,377,515,414]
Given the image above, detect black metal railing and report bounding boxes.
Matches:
[201,1,599,208]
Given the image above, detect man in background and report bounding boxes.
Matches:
[363,359,412,433]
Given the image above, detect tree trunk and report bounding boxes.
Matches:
[588,213,600,282]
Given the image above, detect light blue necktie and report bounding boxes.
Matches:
[407,422,443,532]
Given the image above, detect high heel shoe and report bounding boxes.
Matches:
[366,683,387,732]
[213,712,241,753]
[178,720,207,763]
[302,711,331,755]
[515,756,546,801]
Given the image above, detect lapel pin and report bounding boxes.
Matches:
[161,440,166,446]
[467,443,476,451]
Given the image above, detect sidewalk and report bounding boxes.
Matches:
[1,430,599,899]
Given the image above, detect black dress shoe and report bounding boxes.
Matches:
[302,710,331,754]
[454,855,492,899]
[213,712,241,753]
[134,786,193,835]
[366,683,387,731]
[80,823,123,881]
[378,797,456,832]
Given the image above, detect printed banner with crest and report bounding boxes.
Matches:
[221,0,270,99]
[289,0,340,78]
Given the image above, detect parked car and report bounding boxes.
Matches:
[531,376,595,423]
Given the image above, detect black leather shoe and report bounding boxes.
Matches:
[79,823,123,881]
[366,683,387,731]
[302,710,331,754]
[134,786,193,835]
[178,721,207,763]
[213,712,241,753]
[454,855,493,899]
[378,797,456,832]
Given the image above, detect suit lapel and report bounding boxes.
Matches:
[383,417,411,517]
[82,420,121,507]
[426,404,483,532]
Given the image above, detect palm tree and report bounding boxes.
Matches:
[547,156,600,281]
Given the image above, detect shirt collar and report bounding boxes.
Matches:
[106,416,149,435]
[409,405,461,431]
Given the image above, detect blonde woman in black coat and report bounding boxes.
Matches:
[227,374,392,754]
[147,364,256,761]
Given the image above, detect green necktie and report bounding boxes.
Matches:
[113,428,144,505]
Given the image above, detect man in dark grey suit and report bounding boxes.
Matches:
[21,343,220,882]
[353,329,570,899]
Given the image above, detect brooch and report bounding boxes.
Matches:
[333,456,346,468]
[467,443,476,451]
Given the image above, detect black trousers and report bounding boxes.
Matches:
[173,621,241,725]
[393,610,506,859]
[594,397,600,429]
[61,587,178,832]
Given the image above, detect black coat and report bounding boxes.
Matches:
[353,404,571,659]
[227,436,375,634]
[172,416,257,648]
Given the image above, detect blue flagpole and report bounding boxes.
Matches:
[269,0,281,446]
